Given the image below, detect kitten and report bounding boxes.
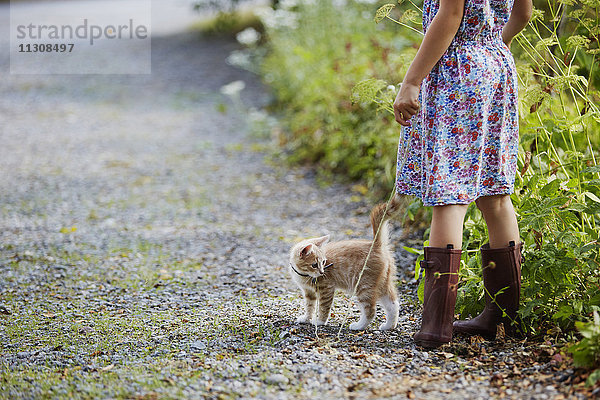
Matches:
[288,196,401,330]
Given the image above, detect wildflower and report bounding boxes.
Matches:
[220,80,246,97]
[279,0,298,9]
[236,27,260,46]
[256,8,298,30]
[226,50,251,69]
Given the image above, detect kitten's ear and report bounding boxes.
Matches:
[299,244,313,258]
[312,235,330,247]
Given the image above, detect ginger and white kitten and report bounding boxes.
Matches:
[288,197,400,330]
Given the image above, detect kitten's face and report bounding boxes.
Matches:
[289,235,330,278]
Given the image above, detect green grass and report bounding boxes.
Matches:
[189,9,264,37]
[1,282,291,399]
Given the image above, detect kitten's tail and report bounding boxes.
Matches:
[370,195,402,249]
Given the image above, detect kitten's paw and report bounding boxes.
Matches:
[296,315,311,324]
[349,321,368,330]
[379,321,397,331]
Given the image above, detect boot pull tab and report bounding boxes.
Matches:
[508,240,524,263]
[447,244,454,249]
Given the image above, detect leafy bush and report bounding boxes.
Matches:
[192,0,264,36]
[255,0,600,377]
[259,0,421,191]
[569,311,600,385]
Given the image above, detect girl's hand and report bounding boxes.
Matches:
[393,82,420,126]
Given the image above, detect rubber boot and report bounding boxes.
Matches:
[414,245,461,348]
[453,241,522,339]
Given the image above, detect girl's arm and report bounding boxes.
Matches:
[393,0,465,126]
[502,0,533,46]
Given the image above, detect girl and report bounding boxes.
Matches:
[393,0,533,348]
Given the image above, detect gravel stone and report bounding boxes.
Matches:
[265,374,290,385]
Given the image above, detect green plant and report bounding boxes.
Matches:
[191,8,264,36]
[569,310,600,385]
[259,0,421,192]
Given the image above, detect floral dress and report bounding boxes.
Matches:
[395,0,519,206]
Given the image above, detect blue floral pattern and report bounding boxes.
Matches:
[396,0,519,206]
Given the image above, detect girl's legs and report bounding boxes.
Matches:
[429,195,519,248]
[414,204,467,348]
[475,194,520,247]
[429,204,469,248]
[453,194,522,338]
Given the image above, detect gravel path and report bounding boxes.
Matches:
[0,5,586,400]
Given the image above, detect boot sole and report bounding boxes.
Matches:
[454,331,496,340]
[454,322,523,340]
[414,338,449,349]
[453,326,496,340]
